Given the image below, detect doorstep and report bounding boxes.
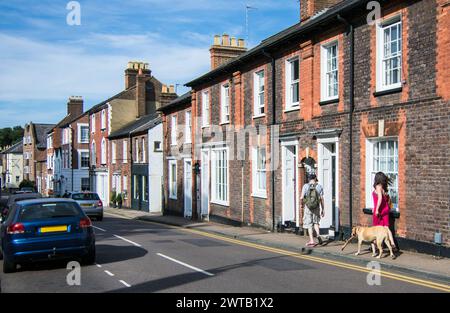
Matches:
[104,207,450,284]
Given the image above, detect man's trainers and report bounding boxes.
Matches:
[317,236,323,245]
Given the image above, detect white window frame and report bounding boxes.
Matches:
[320,41,339,102]
[91,114,96,133]
[253,70,265,118]
[211,147,229,206]
[135,138,140,163]
[168,160,177,200]
[78,150,90,169]
[202,91,210,128]
[123,175,128,199]
[221,84,230,124]
[123,140,128,163]
[142,138,146,163]
[101,109,107,130]
[376,15,402,92]
[101,138,107,165]
[91,141,96,166]
[252,146,267,198]
[365,137,399,212]
[285,57,300,111]
[111,142,116,164]
[171,115,177,146]
[78,123,89,144]
[185,111,192,144]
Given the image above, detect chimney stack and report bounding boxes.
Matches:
[136,65,151,118]
[125,61,151,89]
[160,84,178,109]
[210,34,247,70]
[67,96,83,116]
[300,0,343,22]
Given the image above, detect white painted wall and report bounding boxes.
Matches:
[60,169,89,193]
[148,123,163,213]
[4,153,23,189]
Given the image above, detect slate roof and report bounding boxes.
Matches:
[158,92,191,112]
[108,113,161,140]
[0,140,23,154]
[34,124,56,149]
[186,0,365,87]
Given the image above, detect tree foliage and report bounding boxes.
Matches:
[0,126,24,150]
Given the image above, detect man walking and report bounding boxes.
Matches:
[300,174,325,247]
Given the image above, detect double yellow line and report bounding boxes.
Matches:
[179,227,450,293]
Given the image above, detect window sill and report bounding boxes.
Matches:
[252,193,267,200]
[211,200,230,207]
[319,98,339,106]
[284,106,300,113]
[373,87,402,97]
[220,122,230,126]
[169,196,177,200]
[253,114,266,120]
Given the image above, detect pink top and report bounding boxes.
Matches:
[372,191,390,227]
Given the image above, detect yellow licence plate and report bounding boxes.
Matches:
[81,204,93,207]
[40,226,68,233]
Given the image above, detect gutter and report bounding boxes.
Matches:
[336,14,355,237]
[262,50,277,232]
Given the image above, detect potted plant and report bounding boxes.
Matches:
[116,193,123,209]
[110,191,117,208]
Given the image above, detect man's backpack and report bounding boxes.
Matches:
[304,184,320,210]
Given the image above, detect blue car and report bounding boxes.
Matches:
[0,198,96,273]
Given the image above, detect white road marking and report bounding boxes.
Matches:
[119,280,131,288]
[157,253,214,277]
[113,234,142,247]
[95,263,102,268]
[104,270,115,277]
[93,226,107,232]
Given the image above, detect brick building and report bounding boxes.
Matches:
[0,141,23,190]
[22,122,55,192]
[88,61,176,205]
[159,92,193,218]
[171,0,450,255]
[45,97,89,196]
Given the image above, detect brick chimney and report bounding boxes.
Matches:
[300,0,343,22]
[67,96,83,116]
[160,84,178,109]
[125,61,151,89]
[210,34,247,70]
[136,66,151,118]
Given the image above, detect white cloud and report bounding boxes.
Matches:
[0,32,210,104]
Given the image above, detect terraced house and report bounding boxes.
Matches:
[88,61,177,205]
[45,96,89,196]
[161,0,449,256]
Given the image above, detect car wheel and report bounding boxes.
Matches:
[82,246,96,265]
[3,257,16,273]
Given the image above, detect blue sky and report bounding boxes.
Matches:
[0,0,299,127]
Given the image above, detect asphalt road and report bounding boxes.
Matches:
[0,214,447,293]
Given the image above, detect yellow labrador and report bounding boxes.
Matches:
[342,226,396,259]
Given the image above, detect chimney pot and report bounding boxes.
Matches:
[213,35,221,45]
[222,34,230,46]
[169,85,175,93]
[238,39,245,48]
[230,37,237,47]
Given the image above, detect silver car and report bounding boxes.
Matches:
[66,192,104,221]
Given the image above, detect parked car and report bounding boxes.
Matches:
[0,198,96,273]
[1,193,42,223]
[15,187,35,194]
[63,192,103,221]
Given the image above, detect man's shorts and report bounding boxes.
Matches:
[303,206,321,229]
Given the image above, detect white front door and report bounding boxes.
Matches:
[184,160,193,218]
[201,151,210,218]
[282,144,298,224]
[96,173,109,205]
[318,141,338,230]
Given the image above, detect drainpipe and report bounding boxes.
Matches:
[262,50,277,232]
[129,133,133,208]
[337,14,354,237]
[69,125,74,192]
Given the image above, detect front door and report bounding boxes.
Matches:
[184,160,193,218]
[282,144,298,225]
[318,142,338,230]
[96,173,108,205]
[201,151,210,219]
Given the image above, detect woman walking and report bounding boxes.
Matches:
[372,172,397,251]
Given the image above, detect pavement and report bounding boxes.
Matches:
[105,207,450,283]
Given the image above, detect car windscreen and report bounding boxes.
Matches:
[72,193,100,201]
[19,202,82,221]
